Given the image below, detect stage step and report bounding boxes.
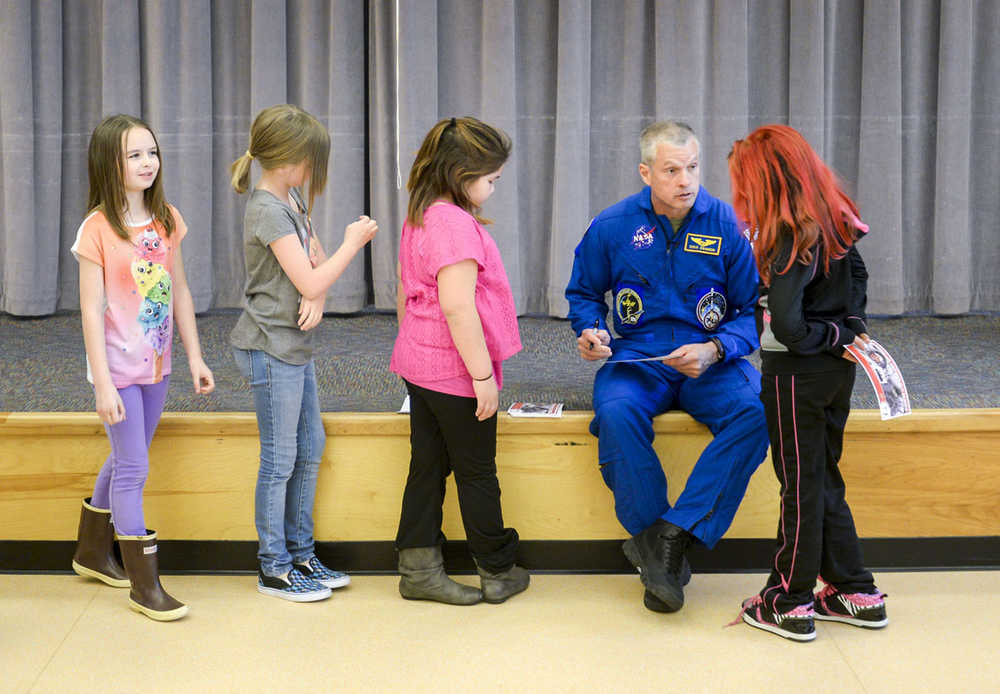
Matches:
[2,409,998,570]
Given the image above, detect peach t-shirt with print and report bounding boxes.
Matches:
[71,206,188,387]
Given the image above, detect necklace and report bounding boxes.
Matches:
[124,209,156,251]
[124,208,150,227]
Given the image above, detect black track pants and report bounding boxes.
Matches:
[759,365,875,612]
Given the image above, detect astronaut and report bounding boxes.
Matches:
[565,121,769,613]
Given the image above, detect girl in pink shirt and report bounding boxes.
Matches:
[390,117,528,605]
[71,115,214,622]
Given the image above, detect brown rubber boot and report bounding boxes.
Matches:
[117,530,188,621]
[398,546,482,605]
[71,498,129,588]
[476,563,530,604]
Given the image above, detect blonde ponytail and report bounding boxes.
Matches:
[231,105,330,213]
[230,150,254,194]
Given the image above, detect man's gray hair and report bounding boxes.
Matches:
[640,121,699,164]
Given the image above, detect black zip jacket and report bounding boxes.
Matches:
[755,229,869,374]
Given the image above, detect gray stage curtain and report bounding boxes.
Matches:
[369,0,999,317]
[2,1,998,317]
[0,0,367,316]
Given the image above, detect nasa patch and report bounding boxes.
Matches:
[615,286,645,325]
[695,287,727,331]
[631,225,655,250]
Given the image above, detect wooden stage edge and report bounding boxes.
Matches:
[2,409,999,571]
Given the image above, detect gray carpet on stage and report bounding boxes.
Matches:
[1,312,997,412]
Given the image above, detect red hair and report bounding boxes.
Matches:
[727,124,867,286]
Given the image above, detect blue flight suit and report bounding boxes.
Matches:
[565,185,769,547]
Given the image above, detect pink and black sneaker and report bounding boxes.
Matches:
[814,582,888,628]
[738,594,816,642]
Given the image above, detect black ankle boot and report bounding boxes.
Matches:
[622,520,692,612]
[643,555,692,613]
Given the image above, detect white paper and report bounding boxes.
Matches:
[843,340,911,420]
[507,402,564,418]
[607,354,675,363]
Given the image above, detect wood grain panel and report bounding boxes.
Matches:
[2,410,998,542]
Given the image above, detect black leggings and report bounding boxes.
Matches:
[395,380,518,573]
[760,365,875,612]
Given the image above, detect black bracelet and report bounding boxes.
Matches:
[709,337,726,362]
[472,373,493,382]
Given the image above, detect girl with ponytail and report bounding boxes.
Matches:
[230,104,378,602]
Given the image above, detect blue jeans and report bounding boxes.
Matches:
[234,349,326,576]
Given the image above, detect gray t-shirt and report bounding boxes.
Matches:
[230,188,314,365]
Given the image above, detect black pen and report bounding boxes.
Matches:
[591,319,601,349]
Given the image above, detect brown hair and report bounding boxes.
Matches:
[406,117,511,227]
[86,114,174,239]
[230,104,330,215]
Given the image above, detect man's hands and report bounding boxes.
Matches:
[660,341,719,378]
[577,329,722,378]
[577,328,612,361]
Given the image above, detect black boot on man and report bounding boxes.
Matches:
[643,555,692,613]
[622,519,692,612]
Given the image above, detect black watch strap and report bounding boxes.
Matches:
[709,337,726,362]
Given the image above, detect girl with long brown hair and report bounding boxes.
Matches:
[71,114,215,621]
[728,124,888,641]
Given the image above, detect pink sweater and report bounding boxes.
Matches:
[390,202,521,397]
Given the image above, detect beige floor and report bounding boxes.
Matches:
[2,571,998,694]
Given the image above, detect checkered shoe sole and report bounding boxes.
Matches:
[296,558,351,590]
[257,569,332,603]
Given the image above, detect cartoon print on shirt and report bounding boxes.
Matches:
[129,234,172,381]
[136,228,167,263]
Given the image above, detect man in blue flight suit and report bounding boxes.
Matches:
[565,121,769,613]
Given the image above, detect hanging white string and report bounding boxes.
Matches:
[394,0,402,190]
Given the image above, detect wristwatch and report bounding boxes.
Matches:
[709,337,726,362]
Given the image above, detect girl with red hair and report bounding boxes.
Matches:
[728,124,888,641]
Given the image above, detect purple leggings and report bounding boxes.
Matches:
[90,377,170,536]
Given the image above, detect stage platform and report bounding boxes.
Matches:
[2,313,999,573]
